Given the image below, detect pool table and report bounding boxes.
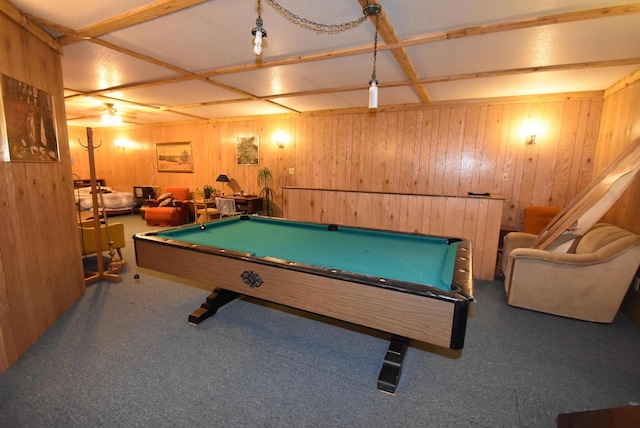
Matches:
[134,215,474,394]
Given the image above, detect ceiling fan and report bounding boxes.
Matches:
[100,103,137,125]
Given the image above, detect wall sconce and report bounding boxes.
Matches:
[114,139,135,150]
[273,131,289,148]
[521,120,542,145]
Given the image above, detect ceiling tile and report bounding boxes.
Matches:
[100,0,376,72]
[7,0,640,128]
[172,100,293,119]
[61,41,180,92]
[212,51,405,97]
[271,86,421,112]
[408,14,640,78]
[101,80,245,107]
[424,65,640,101]
[380,0,634,37]
[9,0,157,29]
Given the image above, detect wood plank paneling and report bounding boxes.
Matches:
[283,188,503,280]
[0,14,85,373]
[596,79,640,234]
[70,97,602,232]
[595,76,640,326]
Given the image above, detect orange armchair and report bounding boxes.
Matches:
[145,187,190,227]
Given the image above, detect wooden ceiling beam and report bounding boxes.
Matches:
[389,2,640,50]
[357,0,431,103]
[202,44,374,77]
[0,0,61,54]
[604,67,640,98]
[419,57,640,84]
[203,3,640,79]
[55,0,208,46]
[257,58,640,100]
[20,1,640,114]
[76,38,262,101]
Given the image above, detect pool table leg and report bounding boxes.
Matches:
[377,335,409,395]
[188,289,240,325]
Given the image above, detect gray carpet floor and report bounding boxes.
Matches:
[1,214,639,427]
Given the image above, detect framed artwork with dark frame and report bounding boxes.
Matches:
[237,136,259,165]
[0,74,59,162]
[156,142,193,173]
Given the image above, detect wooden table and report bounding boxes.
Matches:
[231,195,263,214]
[188,196,263,221]
[557,405,640,427]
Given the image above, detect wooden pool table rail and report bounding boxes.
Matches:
[134,230,472,349]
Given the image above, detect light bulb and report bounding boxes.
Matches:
[254,31,262,55]
[368,81,378,109]
[101,112,122,126]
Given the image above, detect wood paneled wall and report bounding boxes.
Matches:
[596,78,640,234]
[68,119,287,204]
[0,12,85,373]
[70,96,602,232]
[283,188,504,280]
[597,76,640,325]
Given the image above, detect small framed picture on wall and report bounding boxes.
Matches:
[237,136,259,165]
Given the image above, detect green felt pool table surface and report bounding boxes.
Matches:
[156,216,459,292]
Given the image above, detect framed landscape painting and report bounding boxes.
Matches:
[0,74,59,162]
[156,142,193,172]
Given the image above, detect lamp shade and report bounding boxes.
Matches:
[216,174,230,183]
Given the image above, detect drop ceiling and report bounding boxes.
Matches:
[6,0,640,128]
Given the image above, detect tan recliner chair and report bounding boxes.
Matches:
[502,224,640,322]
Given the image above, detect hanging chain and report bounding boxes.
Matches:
[256,0,262,16]
[371,12,379,83]
[265,0,368,34]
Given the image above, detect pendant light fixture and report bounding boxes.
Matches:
[252,0,267,56]
[253,1,383,107]
[363,3,381,109]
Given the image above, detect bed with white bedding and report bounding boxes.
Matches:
[75,186,134,215]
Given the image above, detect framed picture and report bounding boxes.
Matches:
[0,74,59,162]
[237,136,259,165]
[156,142,193,172]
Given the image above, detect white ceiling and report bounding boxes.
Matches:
[8,0,640,128]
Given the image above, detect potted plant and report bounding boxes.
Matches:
[257,167,274,216]
[203,184,214,200]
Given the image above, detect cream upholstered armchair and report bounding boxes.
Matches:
[502,224,640,323]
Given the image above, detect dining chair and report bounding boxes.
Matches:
[215,197,244,218]
[194,191,219,223]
